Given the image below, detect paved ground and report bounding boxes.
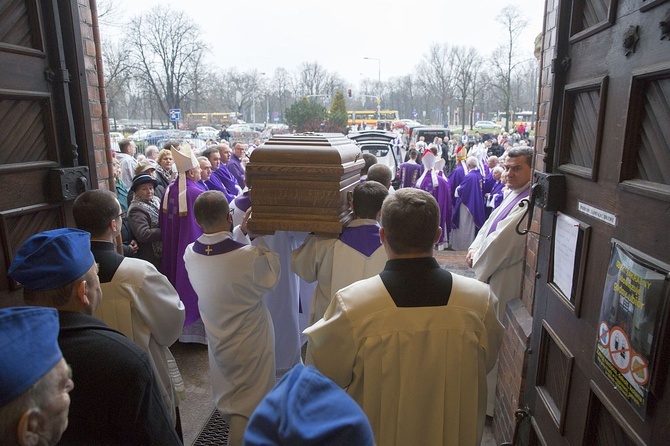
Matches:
[174,249,496,445]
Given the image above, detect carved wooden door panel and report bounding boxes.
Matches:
[525,0,670,445]
[0,0,92,307]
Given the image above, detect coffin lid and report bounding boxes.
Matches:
[250,133,362,165]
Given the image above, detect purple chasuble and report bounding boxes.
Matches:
[197,180,209,191]
[212,165,239,198]
[234,192,251,213]
[160,178,204,326]
[205,172,235,202]
[486,181,505,217]
[486,187,530,236]
[415,171,452,243]
[493,188,505,209]
[447,164,465,202]
[193,238,245,256]
[227,155,246,190]
[452,169,486,229]
[483,172,496,195]
[399,162,423,188]
[338,224,382,257]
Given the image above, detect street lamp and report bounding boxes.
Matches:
[259,72,270,125]
[364,57,381,120]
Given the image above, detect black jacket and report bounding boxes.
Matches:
[57,312,180,445]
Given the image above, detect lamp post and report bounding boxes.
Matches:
[259,72,269,125]
[364,57,381,120]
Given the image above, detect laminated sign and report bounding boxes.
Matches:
[594,241,670,420]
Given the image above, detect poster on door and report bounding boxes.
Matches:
[594,241,670,420]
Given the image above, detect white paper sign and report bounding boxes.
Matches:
[553,213,580,300]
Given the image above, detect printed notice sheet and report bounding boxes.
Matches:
[553,213,580,300]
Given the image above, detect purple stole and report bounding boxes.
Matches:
[193,237,245,256]
[486,187,530,236]
[338,225,381,257]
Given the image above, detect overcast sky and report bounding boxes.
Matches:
[103,0,545,85]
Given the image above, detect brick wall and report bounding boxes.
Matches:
[492,0,557,442]
[77,0,111,191]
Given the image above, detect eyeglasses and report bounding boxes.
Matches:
[229,208,235,216]
[117,211,127,219]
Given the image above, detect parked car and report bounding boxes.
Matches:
[409,127,450,147]
[473,120,502,131]
[348,130,401,189]
[130,129,159,141]
[196,126,218,140]
[227,124,254,133]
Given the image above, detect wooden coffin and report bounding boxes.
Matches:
[246,133,363,235]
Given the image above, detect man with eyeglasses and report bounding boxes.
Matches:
[73,189,186,437]
[228,142,247,190]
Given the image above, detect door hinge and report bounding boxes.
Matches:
[551,57,571,73]
[500,406,531,446]
[45,68,71,83]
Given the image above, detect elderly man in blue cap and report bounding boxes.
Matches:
[0,306,73,445]
[8,228,180,445]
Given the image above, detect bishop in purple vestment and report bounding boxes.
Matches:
[160,144,205,337]
[415,148,452,246]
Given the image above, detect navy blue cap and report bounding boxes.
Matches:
[244,364,374,445]
[8,228,95,291]
[0,306,62,406]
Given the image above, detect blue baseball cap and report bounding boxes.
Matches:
[0,306,62,406]
[8,228,95,291]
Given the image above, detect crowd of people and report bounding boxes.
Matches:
[0,125,535,445]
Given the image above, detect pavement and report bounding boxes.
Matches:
[173,249,496,445]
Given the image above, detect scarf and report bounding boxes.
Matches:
[132,195,162,259]
[155,165,173,185]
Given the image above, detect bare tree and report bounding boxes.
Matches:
[125,7,208,121]
[416,43,456,124]
[272,67,294,120]
[452,46,482,129]
[510,59,539,113]
[490,4,529,131]
[102,39,131,126]
[217,69,266,123]
[297,62,328,96]
[96,0,123,27]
